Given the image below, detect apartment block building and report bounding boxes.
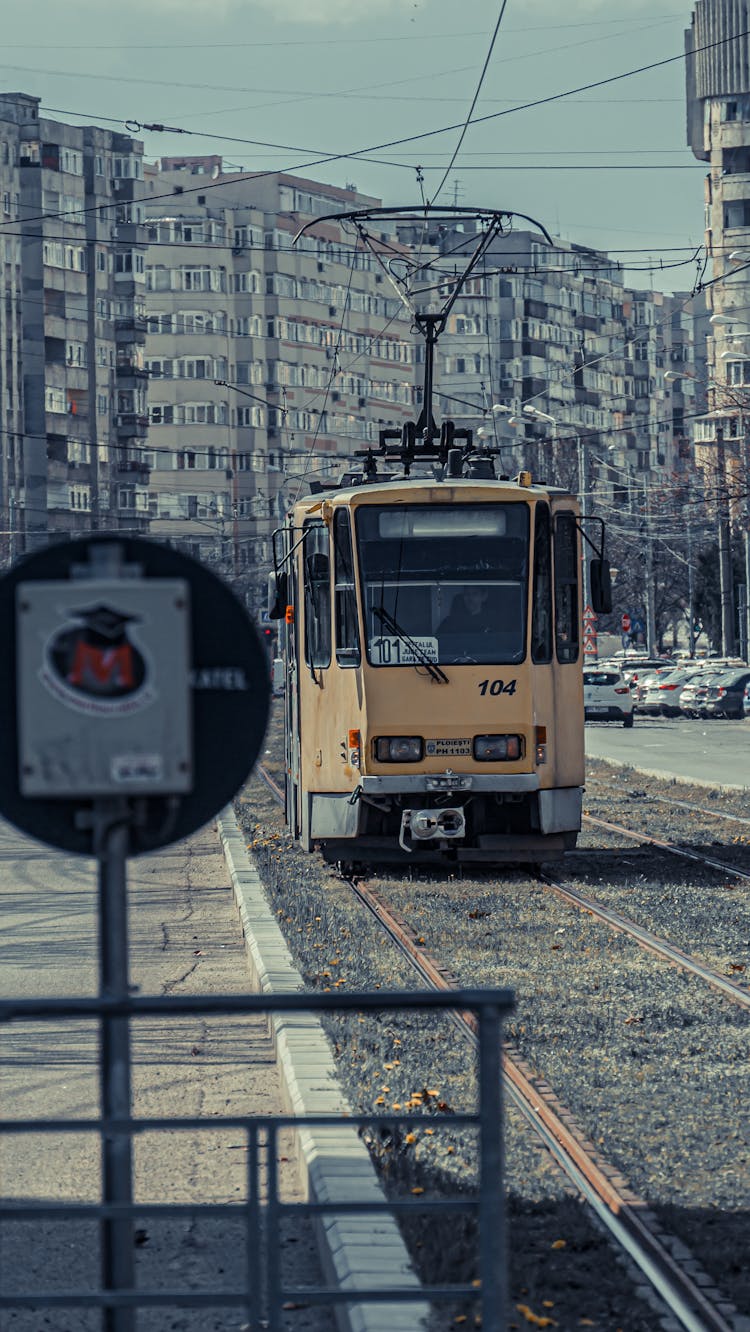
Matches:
[0,92,149,557]
[142,161,415,606]
[687,0,750,500]
[412,222,701,511]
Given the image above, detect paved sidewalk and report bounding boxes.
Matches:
[0,818,335,1332]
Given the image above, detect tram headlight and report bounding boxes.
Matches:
[473,734,523,761]
[374,736,423,762]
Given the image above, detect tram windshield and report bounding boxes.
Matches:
[356,503,529,666]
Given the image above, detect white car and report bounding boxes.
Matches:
[271,657,286,696]
[583,667,634,727]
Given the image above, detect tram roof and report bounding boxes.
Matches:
[293,474,574,512]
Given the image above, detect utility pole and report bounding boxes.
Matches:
[578,435,591,613]
[643,479,657,655]
[687,524,696,657]
[744,423,750,662]
[715,424,735,656]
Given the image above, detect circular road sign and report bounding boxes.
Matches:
[0,535,270,856]
[621,613,631,634]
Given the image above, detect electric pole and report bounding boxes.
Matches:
[715,424,735,656]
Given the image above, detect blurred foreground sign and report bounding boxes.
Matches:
[0,536,270,855]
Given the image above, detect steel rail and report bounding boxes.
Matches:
[255,763,285,805]
[538,874,750,1009]
[585,777,750,830]
[583,813,750,883]
[252,763,735,1327]
[344,877,732,1332]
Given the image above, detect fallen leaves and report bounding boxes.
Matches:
[516,1304,557,1327]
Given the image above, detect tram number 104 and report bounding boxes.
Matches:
[478,679,517,696]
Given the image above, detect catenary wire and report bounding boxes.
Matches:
[0,22,741,238]
[431,0,510,204]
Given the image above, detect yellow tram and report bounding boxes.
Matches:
[268,203,611,866]
[269,459,610,866]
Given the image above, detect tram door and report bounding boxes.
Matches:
[284,535,302,839]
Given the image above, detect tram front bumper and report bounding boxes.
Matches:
[360,773,540,795]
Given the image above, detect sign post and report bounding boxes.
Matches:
[0,536,271,1330]
[582,604,598,660]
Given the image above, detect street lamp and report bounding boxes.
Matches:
[491,402,598,626]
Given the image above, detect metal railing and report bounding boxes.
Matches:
[0,987,513,1331]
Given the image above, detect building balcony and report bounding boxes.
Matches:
[113,460,150,480]
[116,361,149,381]
[116,413,149,437]
[114,318,147,342]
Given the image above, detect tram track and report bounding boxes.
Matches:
[537,872,750,1009]
[582,811,750,884]
[585,777,750,833]
[253,763,739,1331]
[343,873,734,1332]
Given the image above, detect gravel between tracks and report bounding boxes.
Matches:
[233,720,750,1330]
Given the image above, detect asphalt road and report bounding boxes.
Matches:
[585,714,750,788]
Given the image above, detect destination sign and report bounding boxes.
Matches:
[369,635,438,665]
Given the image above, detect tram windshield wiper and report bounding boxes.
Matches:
[373,606,449,684]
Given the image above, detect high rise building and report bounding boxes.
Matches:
[686,2,750,461]
[142,161,415,610]
[686,0,750,653]
[0,92,149,557]
[404,220,698,501]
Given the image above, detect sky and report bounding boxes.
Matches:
[2,0,707,291]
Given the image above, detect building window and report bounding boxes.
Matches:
[724,200,750,229]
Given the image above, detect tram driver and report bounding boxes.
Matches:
[437,586,489,636]
[437,583,525,662]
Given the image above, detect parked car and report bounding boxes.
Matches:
[702,669,750,719]
[620,658,672,698]
[583,667,634,727]
[692,672,728,718]
[679,671,721,718]
[632,667,673,712]
[640,667,703,718]
[271,657,286,697]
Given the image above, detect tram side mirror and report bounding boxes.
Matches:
[590,558,612,615]
[267,570,287,620]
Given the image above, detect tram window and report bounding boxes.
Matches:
[303,521,331,669]
[334,509,360,666]
[554,511,579,663]
[531,502,552,663]
[356,503,528,665]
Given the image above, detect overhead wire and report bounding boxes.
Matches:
[0,22,742,240]
[431,0,510,205]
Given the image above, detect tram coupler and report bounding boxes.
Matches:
[399,806,466,852]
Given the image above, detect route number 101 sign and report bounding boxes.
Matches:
[368,635,438,665]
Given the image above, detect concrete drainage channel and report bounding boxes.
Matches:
[217,807,432,1332]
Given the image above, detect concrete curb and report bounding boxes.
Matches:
[585,753,750,793]
[216,807,429,1332]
